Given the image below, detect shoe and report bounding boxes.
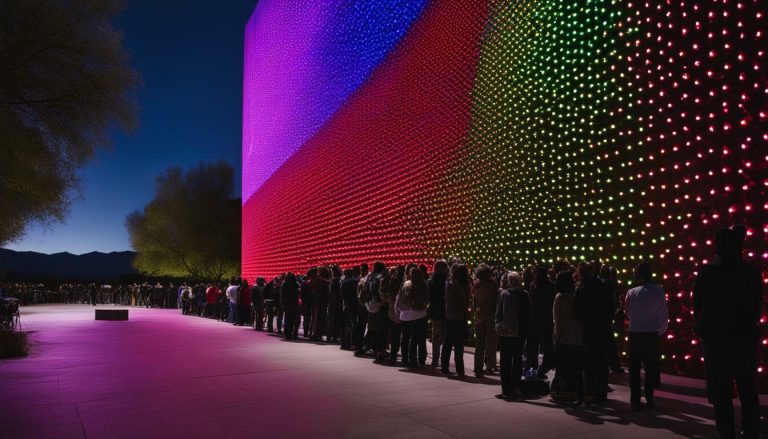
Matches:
[631,401,642,411]
[457,371,465,378]
[441,369,454,375]
[475,372,485,378]
[645,399,655,410]
[495,394,509,400]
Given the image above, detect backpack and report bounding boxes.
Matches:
[361,274,383,312]
[357,275,372,305]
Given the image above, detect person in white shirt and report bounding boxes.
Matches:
[624,262,668,410]
[225,278,240,324]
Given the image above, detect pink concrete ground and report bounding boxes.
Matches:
[0,305,762,438]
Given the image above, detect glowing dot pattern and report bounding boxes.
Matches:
[242,1,767,382]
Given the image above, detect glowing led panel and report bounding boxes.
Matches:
[242,0,767,383]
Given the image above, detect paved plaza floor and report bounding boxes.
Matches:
[1,305,763,438]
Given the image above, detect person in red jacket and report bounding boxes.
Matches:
[238,279,252,326]
[205,284,218,318]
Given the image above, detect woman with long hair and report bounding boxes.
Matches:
[441,263,471,376]
[550,270,584,404]
[396,266,429,368]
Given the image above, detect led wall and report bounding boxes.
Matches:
[243,1,766,378]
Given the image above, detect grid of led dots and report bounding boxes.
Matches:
[243,0,767,381]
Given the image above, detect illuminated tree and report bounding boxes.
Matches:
[126,161,240,282]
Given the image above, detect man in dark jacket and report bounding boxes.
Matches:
[575,262,613,403]
[428,260,449,368]
[280,273,300,340]
[340,268,359,350]
[252,278,265,330]
[495,272,532,401]
[693,225,762,439]
[301,269,317,339]
[527,265,556,378]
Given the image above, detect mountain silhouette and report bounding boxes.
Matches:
[0,249,138,281]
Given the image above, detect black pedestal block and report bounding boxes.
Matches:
[95,309,129,321]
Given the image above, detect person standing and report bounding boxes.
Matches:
[340,268,359,350]
[495,272,532,401]
[225,278,240,324]
[473,264,499,377]
[205,283,218,318]
[429,260,449,368]
[300,269,316,338]
[624,262,668,410]
[693,226,762,439]
[527,265,557,378]
[354,264,370,355]
[327,266,343,343]
[280,273,300,340]
[396,266,429,368]
[441,263,471,376]
[238,279,252,326]
[575,262,613,404]
[252,278,265,330]
[551,270,584,405]
[310,267,331,342]
[382,266,404,364]
[363,261,389,363]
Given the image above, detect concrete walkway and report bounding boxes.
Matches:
[0,305,757,438]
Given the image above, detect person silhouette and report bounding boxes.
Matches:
[693,225,763,438]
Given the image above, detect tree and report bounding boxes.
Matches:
[126,161,241,282]
[0,0,139,246]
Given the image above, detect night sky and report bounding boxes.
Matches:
[6,0,259,255]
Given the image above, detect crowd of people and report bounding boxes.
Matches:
[1,226,760,438]
[217,258,646,404]
[184,225,762,438]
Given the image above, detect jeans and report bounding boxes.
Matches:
[283,307,298,339]
[431,319,445,365]
[526,325,554,374]
[301,302,313,338]
[702,335,760,439]
[628,332,660,404]
[368,308,390,354]
[499,336,524,396]
[353,306,368,350]
[264,300,275,331]
[228,302,238,323]
[441,319,466,374]
[312,301,327,340]
[389,322,403,362]
[474,319,498,373]
[583,329,608,400]
[552,342,584,403]
[402,317,427,366]
[341,308,356,348]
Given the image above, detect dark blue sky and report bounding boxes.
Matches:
[7,0,258,255]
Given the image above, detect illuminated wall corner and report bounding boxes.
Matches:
[242,0,767,383]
